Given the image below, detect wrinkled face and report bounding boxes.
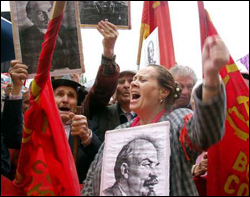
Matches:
[29,1,52,29]
[174,75,193,108]
[116,74,134,106]
[54,86,77,123]
[127,142,159,196]
[130,67,162,115]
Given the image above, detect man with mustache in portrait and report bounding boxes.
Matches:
[103,138,159,196]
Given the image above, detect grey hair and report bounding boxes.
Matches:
[169,65,198,86]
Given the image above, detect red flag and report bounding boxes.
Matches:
[8,2,81,196]
[198,2,249,196]
[137,1,176,69]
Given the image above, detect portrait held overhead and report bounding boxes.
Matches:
[10,1,84,77]
[79,1,131,29]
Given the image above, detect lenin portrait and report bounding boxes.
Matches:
[102,138,160,196]
[10,1,84,76]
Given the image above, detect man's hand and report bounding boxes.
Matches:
[202,36,229,101]
[69,113,91,142]
[203,35,229,77]
[193,152,208,177]
[97,20,119,58]
[8,60,28,96]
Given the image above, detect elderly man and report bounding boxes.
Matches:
[91,70,136,142]
[103,139,159,196]
[52,78,101,183]
[169,65,197,110]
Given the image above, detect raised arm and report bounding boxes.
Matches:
[175,36,229,163]
[83,21,120,119]
[2,60,28,149]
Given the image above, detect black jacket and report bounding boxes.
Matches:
[1,98,23,178]
[69,120,101,183]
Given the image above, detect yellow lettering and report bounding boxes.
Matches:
[33,160,47,175]
[228,107,248,127]
[22,135,32,144]
[27,183,55,196]
[237,183,249,196]
[153,1,161,9]
[233,152,248,172]
[227,113,249,141]
[224,175,239,194]
[226,64,239,73]
[223,75,230,86]
[237,96,249,118]
[227,96,249,141]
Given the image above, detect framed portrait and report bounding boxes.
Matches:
[101,121,171,196]
[10,1,84,78]
[140,28,160,69]
[79,1,131,29]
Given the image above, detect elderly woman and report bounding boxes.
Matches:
[82,35,229,196]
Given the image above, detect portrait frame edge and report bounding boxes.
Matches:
[10,1,85,78]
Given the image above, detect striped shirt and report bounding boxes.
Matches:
[82,84,226,196]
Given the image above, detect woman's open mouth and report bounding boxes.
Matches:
[131,92,141,101]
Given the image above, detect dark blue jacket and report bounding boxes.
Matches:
[1,98,23,178]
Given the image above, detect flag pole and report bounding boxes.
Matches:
[136,23,145,69]
[51,1,67,20]
[51,1,80,166]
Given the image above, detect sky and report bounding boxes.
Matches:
[1,1,249,82]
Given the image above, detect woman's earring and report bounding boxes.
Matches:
[160,99,163,104]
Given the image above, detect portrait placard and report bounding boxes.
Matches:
[10,1,84,78]
[140,28,160,69]
[101,121,171,196]
[79,1,131,29]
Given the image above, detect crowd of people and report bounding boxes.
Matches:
[1,5,249,196]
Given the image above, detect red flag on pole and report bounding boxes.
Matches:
[198,2,249,196]
[5,2,81,196]
[137,1,176,69]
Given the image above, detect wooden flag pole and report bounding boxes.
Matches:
[51,1,67,20]
[136,23,145,68]
[51,1,79,166]
[51,1,82,166]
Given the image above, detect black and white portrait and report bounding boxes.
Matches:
[147,41,157,65]
[101,122,171,196]
[10,1,84,77]
[79,1,131,29]
[140,28,160,69]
